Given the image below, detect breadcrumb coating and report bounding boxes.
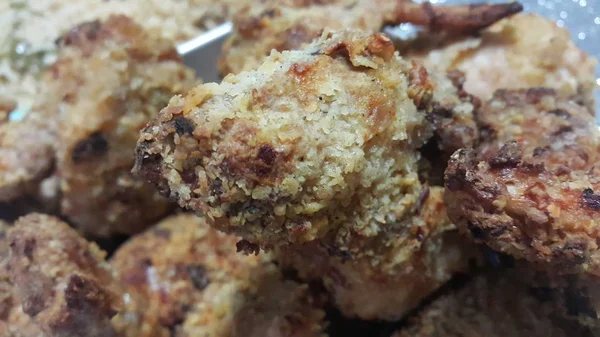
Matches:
[278,186,477,320]
[445,89,600,276]
[111,213,327,337]
[219,0,522,75]
[135,29,475,248]
[406,13,597,112]
[393,268,599,337]
[3,214,122,337]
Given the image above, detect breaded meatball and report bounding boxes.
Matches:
[445,89,600,276]
[278,186,477,320]
[51,16,196,236]
[406,13,598,112]
[219,0,522,75]
[393,268,599,337]
[135,29,474,248]
[110,214,327,337]
[3,214,122,337]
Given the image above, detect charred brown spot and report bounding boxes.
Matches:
[135,145,171,197]
[521,162,545,174]
[262,9,277,18]
[525,88,556,103]
[65,274,117,320]
[548,109,571,119]
[72,132,108,163]
[326,245,352,262]
[551,125,573,137]
[467,222,485,239]
[489,141,522,168]
[65,275,93,310]
[57,21,102,46]
[532,147,547,157]
[173,116,195,136]
[236,239,260,256]
[187,265,210,290]
[210,179,223,196]
[180,169,198,188]
[257,145,277,165]
[252,145,278,178]
[23,237,36,259]
[582,188,600,210]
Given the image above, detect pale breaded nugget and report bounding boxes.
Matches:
[445,89,600,276]
[110,214,326,337]
[52,16,196,237]
[3,214,122,337]
[278,186,477,320]
[393,268,599,337]
[135,29,474,247]
[406,13,597,111]
[1,16,197,236]
[219,0,522,75]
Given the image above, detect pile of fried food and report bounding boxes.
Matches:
[1,0,599,336]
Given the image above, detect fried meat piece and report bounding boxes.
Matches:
[393,268,599,337]
[219,0,522,74]
[445,89,600,275]
[135,29,475,247]
[278,186,477,320]
[3,214,122,337]
[44,15,195,236]
[406,13,598,111]
[110,213,326,337]
[135,30,478,320]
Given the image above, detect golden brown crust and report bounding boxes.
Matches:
[444,89,600,276]
[406,13,597,111]
[393,268,599,337]
[219,0,522,75]
[135,30,477,250]
[136,30,432,246]
[110,214,326,337]
[4,214,121,337]
[278,186,477,320]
